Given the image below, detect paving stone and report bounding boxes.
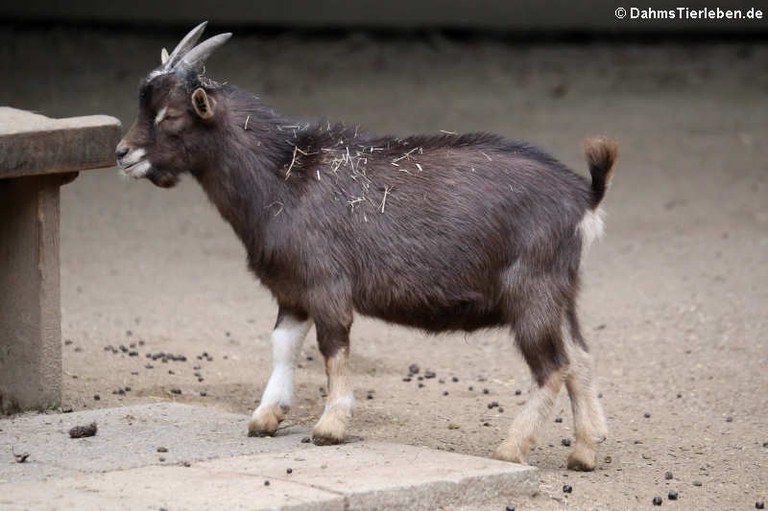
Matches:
[0,403,537,510]
[201,441,538,510]
[0,403,309,482]
[0,465,344,511]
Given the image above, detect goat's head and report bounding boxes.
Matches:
[116,22,231,188]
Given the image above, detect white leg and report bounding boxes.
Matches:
[248,311,312,437]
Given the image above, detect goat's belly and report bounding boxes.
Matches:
[357,299,506,333]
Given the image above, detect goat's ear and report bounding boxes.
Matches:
[191,87,216,120]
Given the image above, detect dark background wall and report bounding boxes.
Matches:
[1,0,766,33]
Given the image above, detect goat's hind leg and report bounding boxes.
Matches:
[312,318,354,446]
[248,307,312,437]
[494,311,567,465]
[563,309,607,471]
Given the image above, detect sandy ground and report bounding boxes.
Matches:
[2,25,767,509]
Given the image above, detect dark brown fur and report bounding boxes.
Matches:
[117,70,616,387]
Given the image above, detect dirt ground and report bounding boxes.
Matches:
[2,25,767,509]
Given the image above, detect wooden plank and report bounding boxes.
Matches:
[0,107,122,179]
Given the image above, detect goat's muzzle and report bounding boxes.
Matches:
[115,143,151,179]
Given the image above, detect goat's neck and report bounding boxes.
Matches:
[193,118,294,250]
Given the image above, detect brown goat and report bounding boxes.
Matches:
[116,23,617,471]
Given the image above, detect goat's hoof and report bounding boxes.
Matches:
[567,444,597,471]
[311,423,346,446]
[311,409,348,446]
[311,433,345,446]
[247,429,273,438]
[493,442,527,465]
[248,406,284,437]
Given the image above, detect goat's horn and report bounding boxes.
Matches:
[178,32,232,73]
[161,48,169,64]
[164,21,208,69]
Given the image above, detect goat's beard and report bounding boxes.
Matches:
[147,168,180,188]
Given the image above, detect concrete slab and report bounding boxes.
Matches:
[0,403,537,510]
[201,442,538,510]
[0,107,120,178]
[0,107,120,414]
[1,465,345,511]
[0,403,310,482]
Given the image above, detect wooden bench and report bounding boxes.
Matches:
[0,107,121,413]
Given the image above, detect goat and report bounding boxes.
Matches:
[116,22,617,471]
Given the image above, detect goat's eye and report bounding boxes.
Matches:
[154,107,182,126]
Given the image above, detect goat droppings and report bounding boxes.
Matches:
[69,422,97,439]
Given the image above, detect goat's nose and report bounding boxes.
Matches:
[115,146,129,160]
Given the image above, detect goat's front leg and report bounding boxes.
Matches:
[312,319,354,446]
[248,307,312,437]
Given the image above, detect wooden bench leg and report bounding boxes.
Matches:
[0,174,71,413]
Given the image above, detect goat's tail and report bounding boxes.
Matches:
[584,137,618,209]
